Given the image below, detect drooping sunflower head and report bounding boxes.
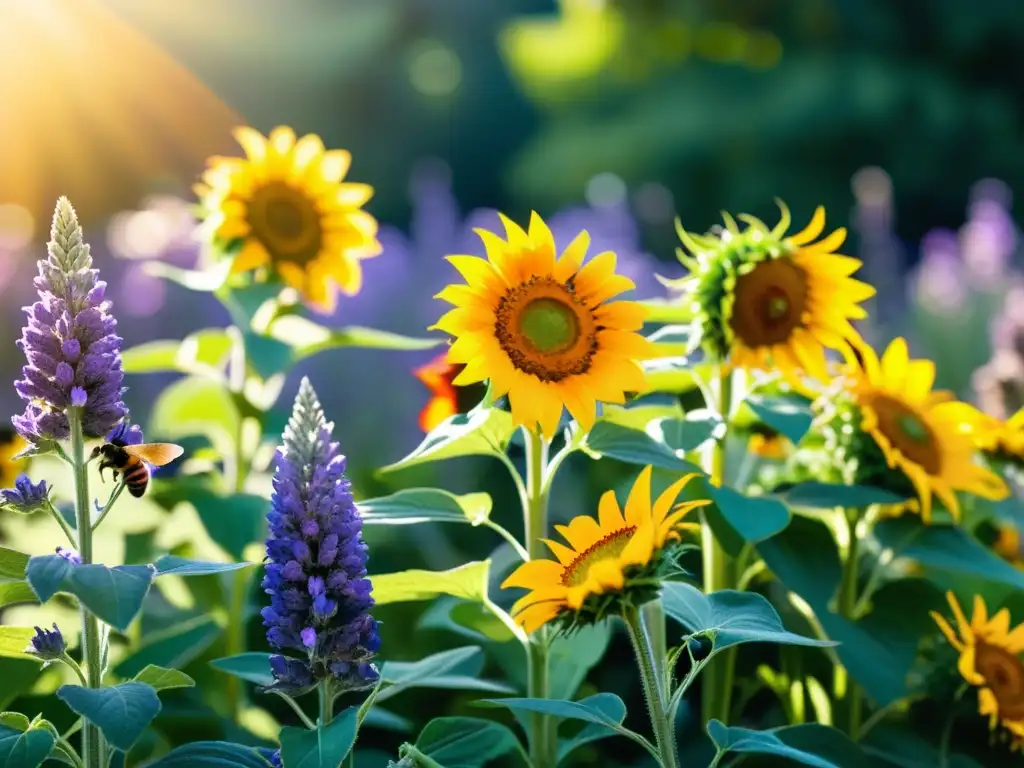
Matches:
[673,203,874,385]
[197,126,381,314]
[501,465,711,633]
[819,337,1008,522]
[0,428,28,489]
[412,353,485,433]
[431,212,657,437]
[931,592,1024,742]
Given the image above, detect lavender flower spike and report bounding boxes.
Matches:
[261,377,381,695]
[13,197,127,443]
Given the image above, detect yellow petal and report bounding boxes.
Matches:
[515,599,564,633]
[232,126,268,163]
[652,473,700,526]
[594,301,647,332]
[542,538,579,566]
[318,149,353,183]
[502,558,566,590]
[555,515,603,552]
[623,466,654,527]
[789,206,825,246]
[498,212,530,247]
[947,591,971,640]
[880,338,910,386]
[597,490,625,530]
[930,610,965,651]
[555,230,590,282]
[618,523,655,567]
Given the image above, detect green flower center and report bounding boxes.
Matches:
[519,298,580,354]
[765,293,791,321]
[898,413,930,443]
[562,527,636,587]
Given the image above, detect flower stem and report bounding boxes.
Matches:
[624,604,679,768]
[70,410,105,768]
[701,369,736,726]
[642,600,669,700]
[319,681,334,726]
[523,428,556,768]
[836,508,862,739]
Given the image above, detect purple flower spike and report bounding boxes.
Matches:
[27,623,65,660]
[0,474,49,512]
[13,197,127,443]
[106,421,144,446]
[261,378,380,695]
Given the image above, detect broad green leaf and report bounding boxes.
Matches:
[745,394,813,444]
[0,660,40,707]
[267,315,442,358]
[0,548,28,579]
[0,581,36,608]
[861,724,984,768]
[413,717,520,766]
[122,329,233,376]
[661,582,832,657]
[359,488,493,527]
[188,490,267,561]
[647,410,724,453]
[480,695,629,734]
[707,720,840,768]
[371,561,490,606]
[152,556,253,577]
[0,628,36,661]
[0,723,55,768]
[150,376,240,460]
[361,707,412,733]
[144,259,231,293]
[775,482,908,510]
[584,421,702,473]
[381,407,516,473]
[27,557,156,632]
[875,517,1024,590]
[549,624,612,701]
[146,741,273,767]
[600,401,685,432]
[419,597,515,644]
[115,616,222,678]
[210,653,275,687]
[0,715,28,732]
[57,682,161,751]
[708,485,791,543]
[121,341,181,373]
[771,724,875,768]
[645,359,713,395]
[640,301,692,325]
[556,693,627,764]
[279,706,358,768]
[132,665,196,692]
[244,332,294,380]
[377,647,507,704]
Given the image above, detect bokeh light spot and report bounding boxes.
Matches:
[409,41,462,97]
[0,204,34,250]
[586,172,626,209]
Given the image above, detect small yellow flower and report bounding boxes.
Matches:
[197,126,381,313]
[747,431,791,460]
[431,212,658,437]
[848,338,1008,522]
[931,592,1024,741]
[501,466,710,632]
[993,522,1023,570]
[0,429,27,489]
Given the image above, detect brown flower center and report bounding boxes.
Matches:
[495,277,598,382]
[562,527,637,587]
[730,258,809,347]
[867,394,942,475]
[977,640,1024,720]
[247,182,323,264]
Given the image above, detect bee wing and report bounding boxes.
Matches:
[123,443,184,466]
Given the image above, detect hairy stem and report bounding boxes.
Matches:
[70,411,105,768]
[319,680,335,726]
[524,428,556,768]
[624,605,679,768]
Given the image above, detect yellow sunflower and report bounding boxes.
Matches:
[675,203,875,385]
[431,212,657,437]
[993,522,1023,570]
[0,429,27,489]
[198,125,381,313]
[501,465,711,632]
[976,408,1024,465]
[931,591,1024,741]
[847,337,1008,522]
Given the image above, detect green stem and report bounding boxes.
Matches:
[60,653,89,686]
[399,744,446,768]
[70,410,105,768]
[642,600,669,700]
[225,567,250,720]
[624,605,679,768]
[836,509,862,739]
[701,369,736,726]
[524,428,556,768]
[319,680,335,726]
[90,482,125,532]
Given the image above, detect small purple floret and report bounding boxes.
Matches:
[0,474,49,511]
[106,421,144,446]
[28,623,65,659]
[56,546,82,564]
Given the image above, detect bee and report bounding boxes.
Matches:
[92,438,184,498]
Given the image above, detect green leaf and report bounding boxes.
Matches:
[359,488,493,527]
[150,376,240,460]
[114,617,222,678]
[0,581,37,608]
[361,707,412,733]
[706,720,841,768]
[0,715,28,732]
[381,407,516,473]
[480,695,629,734]
[875,516,1024,590]
[707,485,791,543]
[210,653,275,687]
[266,315,442,359]
[187,490,267,561]
[147,741,273,767]
[662,582,833,657]
[145,259,232,293]
[371,561,490,606]
[584,421,702,473]
[555,693,627,764]
[27,557,156,632]
[641,301,693,325]
[0,660,41,708]
[647,410,724,453]
[377,647,512,704]
[0,548,28,580]
[775,482,908,510]
[549,624,612,700]
[279,706,358,768]
[0,723,55,768]
[745,394,813,444]
[122,329,234,377]
[861,724,984,768]
[244,332,295,380]
[0,628,38,661]
[132,665,196,692]
[152,556,253,577]
[418,598,516,644]
[413,717,520,767]
[57,682,161,752]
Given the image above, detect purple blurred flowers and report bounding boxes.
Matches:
[27,623,65,660]
[0,474,49,512]
[56,546,82,564]
[261,377,380,695]
[13,197,127,443]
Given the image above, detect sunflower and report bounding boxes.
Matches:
[501,465,711,632]
[844,337,1008,522]
[431,212,657,437]
[747,428,791,460]
[930,591,1024,742]
[0,429,27,489]
[197,125,381,313]
[976,408,1024,466]
[412,353,484,432]
[993,522,1024,570]
[673,203,875,385]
